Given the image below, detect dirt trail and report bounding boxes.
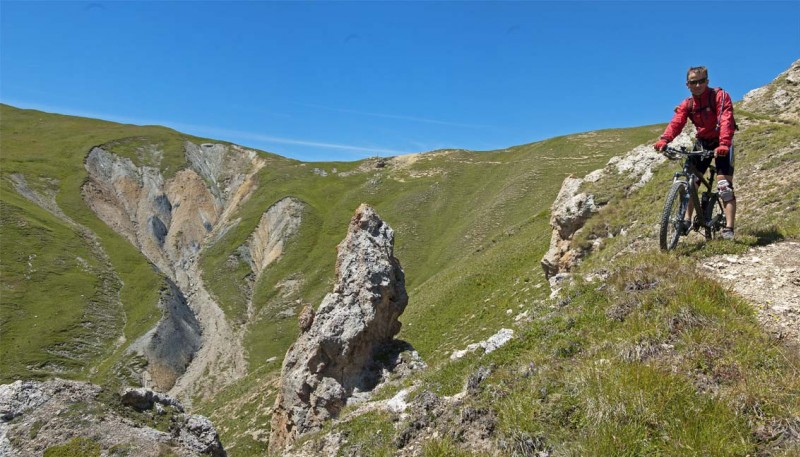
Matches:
[699,241,800,349]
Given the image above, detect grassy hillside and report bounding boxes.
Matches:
[2,97,798,456]
[0,102,660,449]
[191,126,662,454]
[253,108,800,455]
[198,126,663,371]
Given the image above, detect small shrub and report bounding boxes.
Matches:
[422,437,481,457]
[28,420,43,439]
[44,437,101,457]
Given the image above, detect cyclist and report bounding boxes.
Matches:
[654,66,737,240]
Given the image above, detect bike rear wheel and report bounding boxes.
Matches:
[659,181,688,251]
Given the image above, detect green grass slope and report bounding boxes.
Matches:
[197,127,666,453]
[198,126,663,370]
[0,103,662,454]
[268,110,800,456]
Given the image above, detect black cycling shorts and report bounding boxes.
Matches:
[692,139,735,177]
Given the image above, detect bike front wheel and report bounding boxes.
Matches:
[705,194,728,240]
[659,181,688,251]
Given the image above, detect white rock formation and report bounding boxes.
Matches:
[450,328,514,360]
[741,59,800,122]
[246,197,304,277]
[540,131,694,280]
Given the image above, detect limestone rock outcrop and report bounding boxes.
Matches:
[741,59,800,123]
[121,386,185,412]
[269,204,409,453]
[540,132,693,280]
[540,176,599,280]
[0,379,225,457]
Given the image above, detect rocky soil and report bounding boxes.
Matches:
[700,241,800,349]
[680,62,800,351]
[0,379,225,456]
[166,261,246,405]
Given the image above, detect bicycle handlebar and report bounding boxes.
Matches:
[661,146,715,160]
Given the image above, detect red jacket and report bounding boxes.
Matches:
[660,87,735,147]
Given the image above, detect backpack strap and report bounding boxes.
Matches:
[710,88,720,131]
[712,87,739,131]
[686,89,713,118]
[685,96,694,122]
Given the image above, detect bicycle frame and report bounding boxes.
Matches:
[666,147,725,234]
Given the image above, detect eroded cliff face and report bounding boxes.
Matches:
[245,196,304,278]
[82,144,246,282]
[125,281,201,391]
[81,141,284,398]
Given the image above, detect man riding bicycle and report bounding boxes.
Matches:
[654,66,737,240]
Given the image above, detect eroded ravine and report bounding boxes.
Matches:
[81,142,269,400]
[167,261,246,404]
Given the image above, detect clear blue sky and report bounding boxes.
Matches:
[2,1,798,162]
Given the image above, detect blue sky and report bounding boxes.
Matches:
[2,1,798,162]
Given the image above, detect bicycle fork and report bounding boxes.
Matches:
[668,176,690,236]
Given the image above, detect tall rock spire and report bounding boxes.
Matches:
[269,204,408,452]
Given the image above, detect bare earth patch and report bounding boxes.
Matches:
[700,241,800,349]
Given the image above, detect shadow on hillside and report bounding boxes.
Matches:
[750,226,785,246]
[362,339,424,391]
[676,226,785,256]
[676,241,711,256]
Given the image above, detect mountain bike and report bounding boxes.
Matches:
[658,146,727,251]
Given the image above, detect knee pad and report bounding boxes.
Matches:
[718,179,735,202]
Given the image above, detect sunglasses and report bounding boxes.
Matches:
[687,78,708,86]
